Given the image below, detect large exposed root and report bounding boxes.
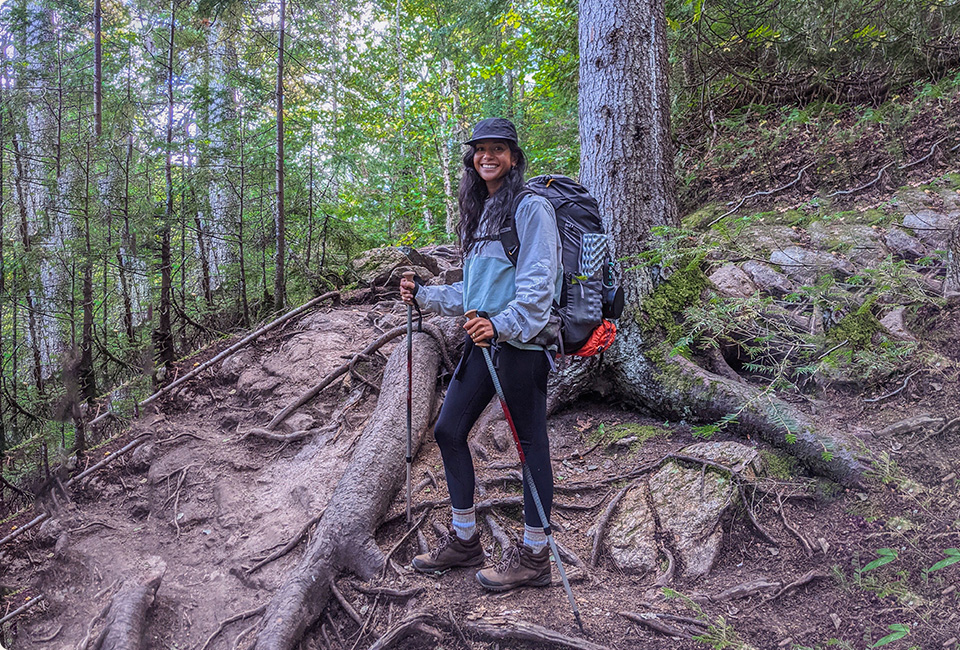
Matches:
[250,330,441,650]
[87,561,165,650]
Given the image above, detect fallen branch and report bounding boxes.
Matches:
[899,137,947,171]
[200,605,267,650]
[619,611,694,639]
[762,570,827,605]
[66,433,152,488]
[863,369,921,403]
[0,513,50,547]
[711,578,781,602]
[365,612,440,650]
[463,617,611,650]
[245,512,325,575]
[0,593,45,625]
[590,481,635,568]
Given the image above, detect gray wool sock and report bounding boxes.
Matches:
[452,506,476,541]
[523,525,547,552]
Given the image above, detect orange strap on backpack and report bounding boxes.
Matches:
[571,320,616,357]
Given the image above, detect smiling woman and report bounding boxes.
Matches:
[399,117,565,593]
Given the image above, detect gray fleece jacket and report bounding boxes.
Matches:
[416,194,562,349]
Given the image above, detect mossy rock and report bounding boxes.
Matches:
[638,261,710,344]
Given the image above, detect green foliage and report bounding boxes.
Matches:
[870,624,910,648]
[639,257,710,344]
[924,548,960,574]
[590,422,670,446]
[860,548,899,573]
[759,449,798,479]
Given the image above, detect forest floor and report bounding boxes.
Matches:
[3,138,960,647]
[2,255,959,650]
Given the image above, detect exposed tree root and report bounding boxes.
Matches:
[710,578,782,602]
[590,481,635,568]
[463,616,612,650]
[761,569,828,605]
[352,585,423,599]
[653,546,677,587]
[250,331,441,649]
[200,605,267,650]
[613,348,868,485]
[365,612,442,650]
[87,563,165,650]
[619,611,694,639]
[244,512,325,574]
[777,495,814,557]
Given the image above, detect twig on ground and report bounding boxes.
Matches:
[711,578,782,602]
[447,608,473,649]
[76,599,111,650]
[365,612,439,650]
[619,611,693,639]
[590,481,636,568]
[899,137,946,171]
[36,623,63,642]
[331,581,363,627]
[464,616,611,650]
[864,369,921,403]
[709,162,814,226]
[199,605,267,650]
[740,485,778,546]
[245,511,325,575]
[777,495,814,557]
[381,510,430,579]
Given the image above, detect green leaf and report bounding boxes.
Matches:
[870,623,909,647]
[861,548,898,572]
[925,548,960,573]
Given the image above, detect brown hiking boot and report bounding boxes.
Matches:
[411,530,484,574]
[476,543,551,592]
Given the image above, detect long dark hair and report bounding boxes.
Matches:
[457,141,527,258]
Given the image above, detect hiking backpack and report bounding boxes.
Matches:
[502,175,624,355]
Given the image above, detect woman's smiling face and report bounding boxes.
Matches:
[473,139,514,194]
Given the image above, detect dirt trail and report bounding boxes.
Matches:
[3,239,960,649]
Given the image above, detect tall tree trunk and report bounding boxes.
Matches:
[93,0,102,138]
[118,135,136,343]
[238,111,249,327]
[155,0,177,378]
[273,0,286,311]
[946,216,960,297]
[79,143,96,403]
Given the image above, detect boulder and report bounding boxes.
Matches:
[709,264,757,298]
[735,225,800,256]
[769,246,856,284]
[878,307,916,342]
[351,247,439,286]
[741,260,796,297]
[902,209,953,250]
[606,441,764,578]
[884,228,927,261]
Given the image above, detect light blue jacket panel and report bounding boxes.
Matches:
[416,194,562,349]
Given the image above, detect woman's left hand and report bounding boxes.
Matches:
[464,316,495,344]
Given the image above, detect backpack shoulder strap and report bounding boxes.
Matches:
[499,188,534,267]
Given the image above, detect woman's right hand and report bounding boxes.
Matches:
[400,277,417,304]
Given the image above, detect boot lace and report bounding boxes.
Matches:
[494,545,521,573]
[429,530,456,560]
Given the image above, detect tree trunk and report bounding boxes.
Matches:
[946,216,960,297]
[155,0,176,377]
[273,0,287,311]
[93,0,102,138]
[578,0,866,484]
[252,332,441,649]
[80,143,96,403]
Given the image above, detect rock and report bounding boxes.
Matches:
[37,518,65,546]
[221,349,255,382]
[387,265,434,288]
[902,209,953,249]
[884,228,927,261]
[878,308,916,341]
[606,483,658,575]
[285,413,316,432]
[351,247,440,286]
[607,442,763,578]
[769,246,856,284]
[128,441,157,472]
[736,225,800,255]
[437,267,464,285]
[709,264,757,298]
[741,260,796,296]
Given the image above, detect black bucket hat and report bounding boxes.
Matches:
[464,118,518,146]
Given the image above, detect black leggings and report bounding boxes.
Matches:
[433,340,552,528]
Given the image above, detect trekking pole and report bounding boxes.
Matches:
[403,271,415,528]
[466,310,585,633]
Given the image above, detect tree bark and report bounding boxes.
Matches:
[273,0,287,311]
[155,0,177,377]
[946,215,960,297]
[252,332,441,649]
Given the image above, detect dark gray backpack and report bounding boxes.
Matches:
[502,175,624,354]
